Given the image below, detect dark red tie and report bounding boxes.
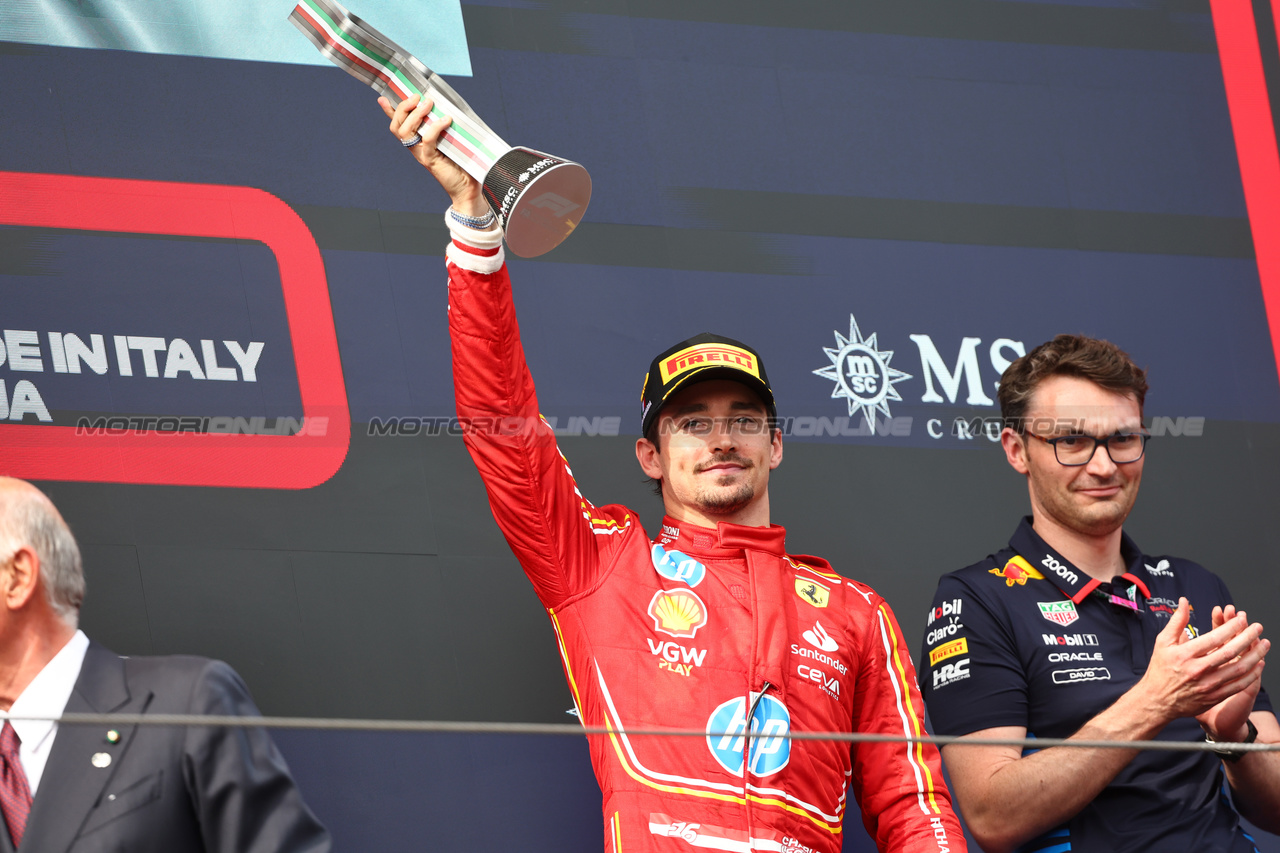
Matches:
[0,722,31,848]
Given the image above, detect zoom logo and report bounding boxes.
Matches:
[706,694,791,777]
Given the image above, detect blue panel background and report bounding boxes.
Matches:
[4,1,1280,851]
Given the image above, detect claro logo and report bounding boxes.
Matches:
[0,172,349,488]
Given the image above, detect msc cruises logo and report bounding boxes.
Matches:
[813,314,912,424]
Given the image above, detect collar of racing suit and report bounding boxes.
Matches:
[658,516,794,701]
[657,515,789,558]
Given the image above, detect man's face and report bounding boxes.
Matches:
[636,379,782,526]
[1002,374,1144,538]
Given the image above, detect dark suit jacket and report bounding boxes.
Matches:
[6,641,331,853]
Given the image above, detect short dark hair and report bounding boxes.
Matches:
[998,334,1148,429]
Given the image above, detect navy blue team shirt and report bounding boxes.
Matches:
[921,517,1273,853]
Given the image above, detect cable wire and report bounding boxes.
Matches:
[3,712,1272,756]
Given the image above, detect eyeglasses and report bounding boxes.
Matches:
[1023,431,1150,466]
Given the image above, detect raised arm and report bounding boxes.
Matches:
[382,97,627,607]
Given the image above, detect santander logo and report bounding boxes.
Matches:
[802,621,838,653]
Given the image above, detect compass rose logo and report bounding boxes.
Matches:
[813,315,912,423]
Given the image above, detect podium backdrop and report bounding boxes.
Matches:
[3,2,1280,849]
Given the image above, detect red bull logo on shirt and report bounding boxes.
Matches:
[989,555,1046,587]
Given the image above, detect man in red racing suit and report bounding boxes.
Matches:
[382,92,964,853]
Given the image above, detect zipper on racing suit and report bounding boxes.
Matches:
[742,680,775,850]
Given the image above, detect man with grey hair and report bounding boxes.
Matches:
[0,477,330,853]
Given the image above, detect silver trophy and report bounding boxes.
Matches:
[291,0,591,257]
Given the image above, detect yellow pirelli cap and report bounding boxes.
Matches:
[640,333,775,438]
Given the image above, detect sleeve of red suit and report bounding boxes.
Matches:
[444,215,630,609]
[850,591,967,853]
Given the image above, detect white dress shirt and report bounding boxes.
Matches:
[3,629,90,795]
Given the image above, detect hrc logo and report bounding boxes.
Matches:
[989,555,1045,587]
[649,589,708,639]
[659,343,759,384]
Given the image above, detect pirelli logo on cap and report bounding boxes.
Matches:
[929,637,969,666]
[659,343,760,385]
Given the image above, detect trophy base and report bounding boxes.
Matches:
[483,147,592,258]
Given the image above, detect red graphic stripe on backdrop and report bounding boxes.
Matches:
[1211,0,1280,384]
[0,172,350,489]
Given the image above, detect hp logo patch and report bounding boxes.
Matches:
[651,544,706,587]
[706,694,791,777]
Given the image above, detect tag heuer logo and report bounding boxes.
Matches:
[1038,601,1079,626]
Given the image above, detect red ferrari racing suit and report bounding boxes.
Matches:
[444,219,962,853]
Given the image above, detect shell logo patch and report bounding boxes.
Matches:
[795,578,830,608]
[649,588,708,639]
[989,555,1046,587]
